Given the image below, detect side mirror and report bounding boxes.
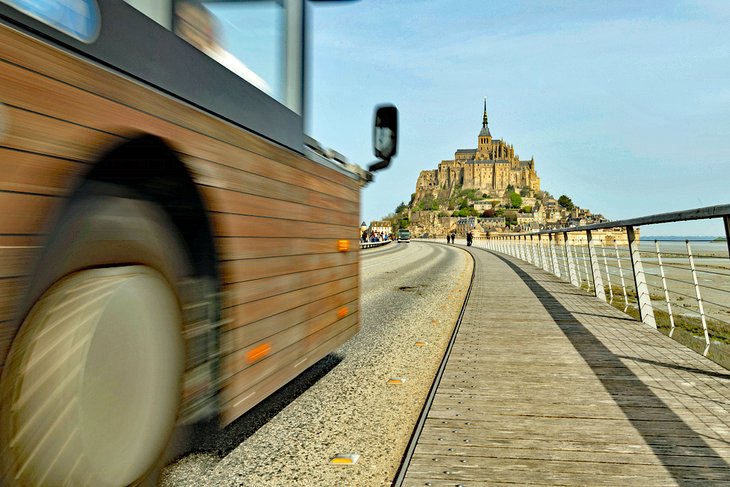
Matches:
[368,105,398,172]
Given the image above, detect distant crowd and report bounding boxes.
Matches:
[361,231,393,243]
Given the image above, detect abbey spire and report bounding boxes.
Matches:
[479,98,491,138]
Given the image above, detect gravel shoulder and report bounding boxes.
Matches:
[161,241,472,486]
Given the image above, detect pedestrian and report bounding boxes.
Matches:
[467,231,473,246]
[446,233,450,244]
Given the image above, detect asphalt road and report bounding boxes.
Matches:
[161,241,472,486]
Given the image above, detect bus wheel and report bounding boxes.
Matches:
[0,265,185,487]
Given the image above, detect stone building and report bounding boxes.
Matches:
[415,100,540,203]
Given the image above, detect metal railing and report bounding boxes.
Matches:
[473,204,730,359]
[361,240,393,249]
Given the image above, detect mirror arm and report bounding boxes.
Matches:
[368,158,391,172]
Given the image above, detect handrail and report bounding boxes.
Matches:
[503,203,730,237]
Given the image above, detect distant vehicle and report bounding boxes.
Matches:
[398,229,411,242]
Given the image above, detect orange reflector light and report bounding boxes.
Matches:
[330,453,360,465]
[387,377,406,385]
[337,240,350,252]
[415,341,427,347]
[246,343,271,364]
[337,307,348,319]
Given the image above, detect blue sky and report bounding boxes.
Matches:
[306,0,730,236]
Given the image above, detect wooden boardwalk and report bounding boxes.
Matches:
[400,247,730,486]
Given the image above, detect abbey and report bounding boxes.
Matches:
[415,101,540,200]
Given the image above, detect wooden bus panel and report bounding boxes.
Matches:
[223,263,358,308]
[224,276,359,330]
[222,287,359,354]
[221,311,359,381]
[216,237,359,261]
[220,252,358,284]
[0,21,363,425]
[0,149,84,197]
[220,317,358,424]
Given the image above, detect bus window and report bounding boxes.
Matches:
[124,0,300,113]
[175,1,289,105]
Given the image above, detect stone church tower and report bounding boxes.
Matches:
[415,100,540,202]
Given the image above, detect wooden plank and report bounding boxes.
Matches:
[0,193,56,235]
[199,186,356,227]
[223,263,358,308]
[221,288,359,354]
[1,105,123,162]
[224,276,358,330]
[0,277,26,324]
[0,319,14,371]
[209,213,358,239]
[0,149,85,197]
[221,252,357,284]
[221,307,358,379]
[0,246,36,278]
[220,318,358,424]
[216,237,360,261]
[194,158,358,214]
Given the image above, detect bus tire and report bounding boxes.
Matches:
[0,183,192,487]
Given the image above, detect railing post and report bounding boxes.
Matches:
[587,230,606,301]
[627,225,656,328]
[564,232,578,287]
[615,242,629,312]
[655,240,675,337]
[537,233,550,272]
[550,233,561,278]
[530,235,537,265]
[574,242,583,288]
[687,240,710,355]
[518,236,524,261]
[581,245,591,292]
[724,215,730,257]
[601,244,613,304]
[523,236,529,262]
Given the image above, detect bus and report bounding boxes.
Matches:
[397,229,411,242]
[0,1,397,485]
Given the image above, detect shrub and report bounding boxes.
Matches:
[558,195,574,210]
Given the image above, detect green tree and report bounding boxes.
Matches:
[430,201,440,211]
[509,192,523,208]
[504,210,518,226]
[395,201,408,214]
[558,195,574,211]
[521,205,533,213]
[481,208,496,218]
